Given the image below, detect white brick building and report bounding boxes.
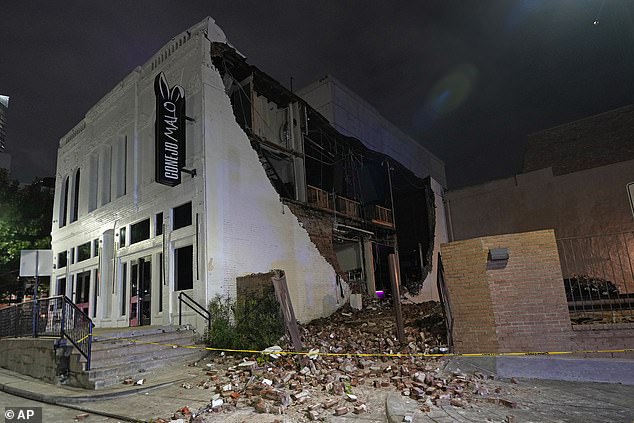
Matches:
[51,17,447,331]
[51,18,342,329]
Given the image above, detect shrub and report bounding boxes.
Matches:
[206,291,286,351]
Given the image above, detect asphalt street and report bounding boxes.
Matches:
[0,391,121,422]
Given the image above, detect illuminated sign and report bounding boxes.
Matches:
[154,72,186,187]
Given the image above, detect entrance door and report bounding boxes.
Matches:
[140,258,152,326]
[129,257,151,327]
[75,271,91,315]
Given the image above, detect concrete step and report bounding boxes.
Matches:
[91,325,196,342]
[69,347,206,389]
[66,325,208,389]
[69,338,200,372]
[69,326,198,365]
[87,332,197,361]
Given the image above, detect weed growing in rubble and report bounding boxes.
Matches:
[206,292,285,351]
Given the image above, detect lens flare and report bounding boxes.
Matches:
[505,0,544,32]
[412,63,479,131]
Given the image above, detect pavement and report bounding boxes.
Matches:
[2,358,634,422]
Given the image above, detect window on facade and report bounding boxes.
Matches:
[93,239,99,257]
[57,251,67,269]
[172,202,192,230]
[75,271,90,305]
[77,242,91,262]
[70,248,75,264]
[92,269,98,318]
[130,218,150,245]
[57,277,66,296]
[158,252,163,312]
[113,136,127,199]
[155,212,163,236]
[71,168,80,223]
[88,154,98,212]
[60,176,69,227]
[175,245,193,291]
[100,145,112,206]
[119,227,126,247]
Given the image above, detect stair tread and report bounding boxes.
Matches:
[90,332,196,351]
[88,347,204,372]
[67,325,208,389]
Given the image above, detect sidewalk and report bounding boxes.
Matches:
[2,358,634,422]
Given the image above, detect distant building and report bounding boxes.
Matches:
[298,76,446,187]
[0,95,10,173]
[447,105,634,240]
[50,18,447,331]
[446,106,634,296]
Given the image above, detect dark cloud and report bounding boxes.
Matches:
[2,1,632,187]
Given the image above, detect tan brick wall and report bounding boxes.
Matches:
[441,238,499,353]
[572,326,634,358]
[441,230,573,354]
[482,230,573,353]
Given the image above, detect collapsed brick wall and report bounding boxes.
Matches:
[284,202,345,277]
[441,230,573,354]
[523,104,634,175]
[236,272,276,300]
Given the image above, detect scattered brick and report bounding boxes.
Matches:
[334,406,349,416]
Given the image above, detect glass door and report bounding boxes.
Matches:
[129,256,151,327]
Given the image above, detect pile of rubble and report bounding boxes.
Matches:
[154,299,509,422]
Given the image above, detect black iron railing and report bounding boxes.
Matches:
[557,231,634,325]
[0,295,94,369]
[60,297,94,369]
[178,292,211,330]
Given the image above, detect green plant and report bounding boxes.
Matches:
[206,295,236,349]
[206,291,286,351]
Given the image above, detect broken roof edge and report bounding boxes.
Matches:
[297,74,445,167]
[212,43,434,196]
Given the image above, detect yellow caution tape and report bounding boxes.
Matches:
[109,336,634,358]
[76,333,91,344]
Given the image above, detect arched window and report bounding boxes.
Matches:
[71,168,80,223]
[59,176,69,227]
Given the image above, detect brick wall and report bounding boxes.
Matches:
[523,104,634,175]
[285,201,345,276]
[572,326,634,359]
[441,230,573,353]
[236,272,276,300]
[441,238,499,353]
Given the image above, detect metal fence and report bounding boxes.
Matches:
[557,231,634,325]
[0,295,94,369]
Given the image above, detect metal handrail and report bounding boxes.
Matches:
[178,292,211,330]
[0,295,94,370]
[60,296,94,370]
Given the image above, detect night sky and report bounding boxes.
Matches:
[2,1,633,188]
